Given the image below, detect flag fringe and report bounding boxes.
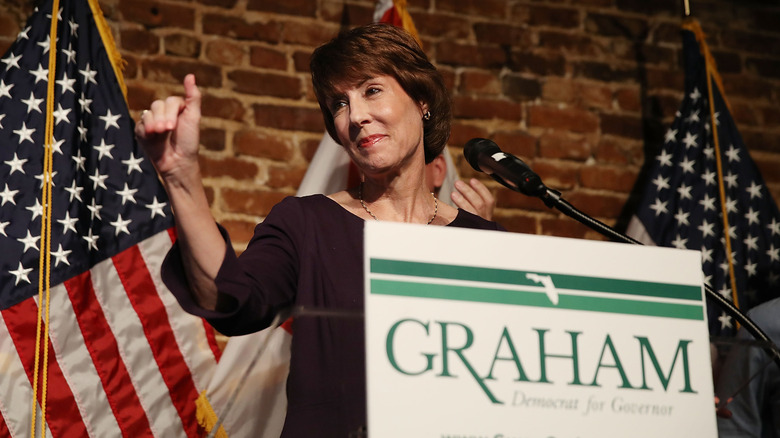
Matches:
[681,18,732,113]
[196,391,229,438]
[87,0,127,100]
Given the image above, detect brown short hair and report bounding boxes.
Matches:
[310,23,451,164]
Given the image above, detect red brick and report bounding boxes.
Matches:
[280,20,337,46]
[578,83,613,110]
[762,106,780,126]
[222,188,288,216]
[495,188,549,212]
[721,74,773,100]
[143,58,222,87]
[300,137,323,162]
[653,22,682,44]
[452,96,523,121]
[722,30,780,57]
[742,130,780,154]
[648,93,683,120]
[204,186,215,206]
[616,0,678,15]
[250,46,288,70]
[228,70,302,98]
[613,42,676,66]
[580,165,638,192]
[119,1,195,29]
[540,216,594,239]
[449,123,489,150]
[321,3,374,25]
[413,12,471,40]
[491,131,537,158]
[200,128,226,152]
[595,137,644,166]
[220,219,259,245]
[509,51,566,76]
[564,190,627,218]
[125,83,156,112]
[200,94,246,122]
[584,12,648,39]
[0,41,11,56]
[120,28,160,54]
[198,155,259,180]
[436,41,507,69]
[542,77,576,103]
[247,0,317,17]
[528,105,599,134]
[123,56,139,79]
[203,14,282,43]
[164,34,201,58]
[459,70,501,95]
[538,31,607,58]
[439,67,456,93]
[205,40,246,66]
[532,160,579,190]
[600,113,643,139]
[573,61,638,84]
[474,23,532,47]
[234,130,294,161]
[745,57,780,79]
[711,50,742,74]
[729,102,760,127]
[437,0,508,18]
[529,5,581,29]
[645,67,684,91]
[492,213,538,234]
[293,50,311,73]
[253,104,325,132]
[539,132,592,161]
[615,87,641,112]
[755,156,780,184]
[0,14,20,38]
[502,75,542,100]
[268,164,307,189]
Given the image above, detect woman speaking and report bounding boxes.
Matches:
[135,23,503,437]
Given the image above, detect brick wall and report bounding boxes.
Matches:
[2,0,779,249]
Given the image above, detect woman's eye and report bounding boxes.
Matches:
[331,100,347,112]
[366,87,380,96]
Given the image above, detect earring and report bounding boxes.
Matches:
[423,111,431,121]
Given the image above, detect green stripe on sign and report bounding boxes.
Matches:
[370,259,702,301]
[370,279,705,320]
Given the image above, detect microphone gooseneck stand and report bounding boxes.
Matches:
[464,138,780,371]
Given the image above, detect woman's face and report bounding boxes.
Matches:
[328,75,426,177]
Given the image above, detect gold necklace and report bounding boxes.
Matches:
[358,183,438,225]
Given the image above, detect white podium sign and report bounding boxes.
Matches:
[364,221,717,438]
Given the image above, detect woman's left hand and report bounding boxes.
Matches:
[451,178,495,220]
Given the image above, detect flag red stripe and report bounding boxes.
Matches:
[203,320,223,362]
[112,245,200,437]
[165,226,222,363]
[0,409,9,438]
[2,299,88,438]
[64,270,153,437]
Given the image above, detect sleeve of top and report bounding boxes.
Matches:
[162,196,304,336]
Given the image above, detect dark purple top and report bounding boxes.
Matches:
[162,194,504,437]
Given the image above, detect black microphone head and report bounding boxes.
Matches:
[464,138,500,171]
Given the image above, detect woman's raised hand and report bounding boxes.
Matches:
[135,74,202,181]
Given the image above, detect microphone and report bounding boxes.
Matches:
[463,138,546,197]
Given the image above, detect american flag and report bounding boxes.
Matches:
[627,19,780,337]
[0,0,218,436]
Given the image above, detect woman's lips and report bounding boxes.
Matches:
[358,134,385,148]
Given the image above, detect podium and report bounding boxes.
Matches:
[364,221,718,437]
